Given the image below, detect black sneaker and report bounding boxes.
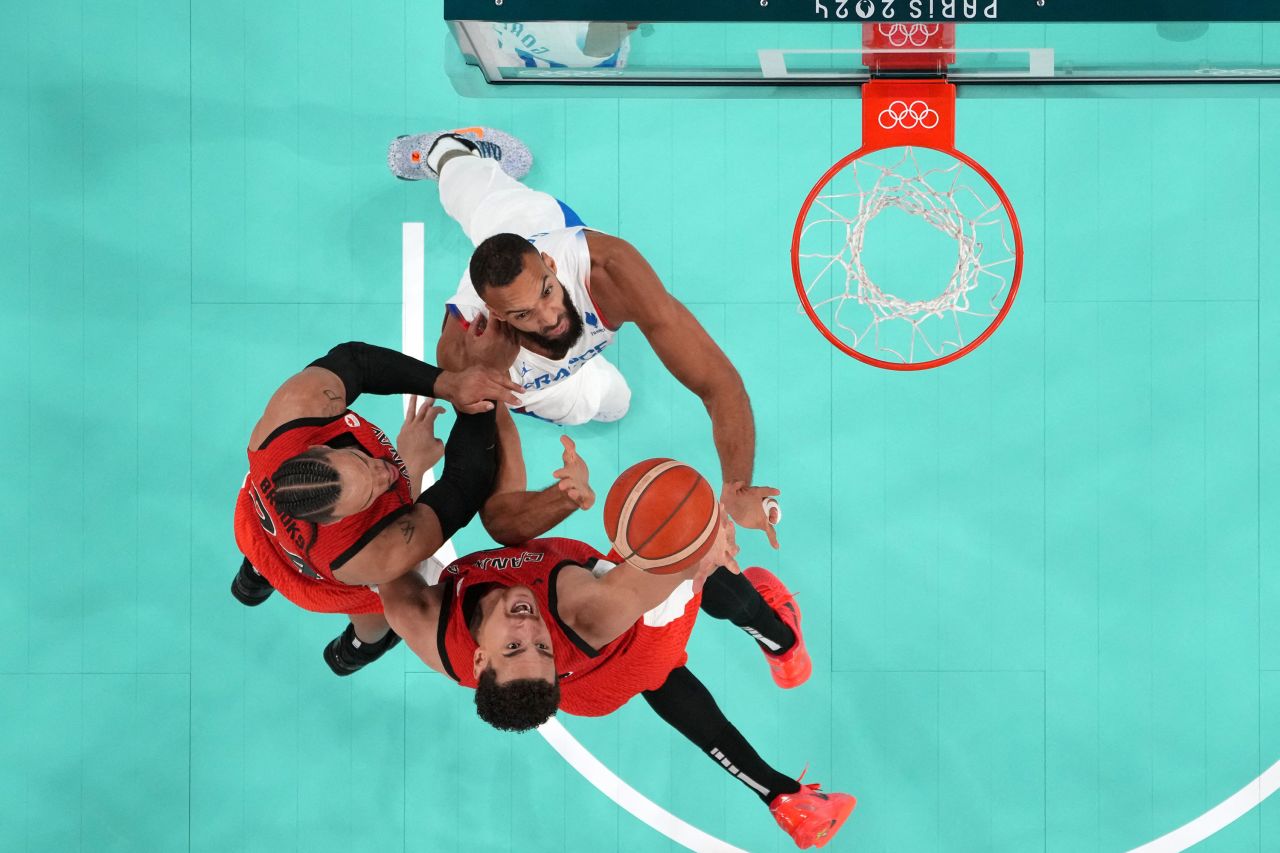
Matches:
[323,623,402,676]
[231,558,275,606]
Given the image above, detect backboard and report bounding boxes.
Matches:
[442,0,1280,368]
[443,0,1280,91]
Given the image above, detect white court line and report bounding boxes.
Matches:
[402,222,456,567]
[1127,760,1280,852]
[401,223,426,366]
[538,718,749,853]
[401,222,741,852]
[400,222,1280,853]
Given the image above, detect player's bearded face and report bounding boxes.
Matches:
[515,283,584,361]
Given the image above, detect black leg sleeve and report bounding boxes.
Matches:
[699,567,796,654]
[641,667,800,804]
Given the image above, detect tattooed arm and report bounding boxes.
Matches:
[248,342,521,451]
[332,408,498,586]
[248,365,351,450]
[330,504,447,586]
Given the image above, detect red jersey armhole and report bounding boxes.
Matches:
[581,229,619,332]
[586,284,617,332]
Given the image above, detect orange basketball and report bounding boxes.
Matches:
[603,458,719,575]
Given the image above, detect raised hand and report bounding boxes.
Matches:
[466,314,522,372]
[396,395,446,475]
[721,481,781,549]
[691,508,740,594]
[551,435,594,510]
[434,365,524,414]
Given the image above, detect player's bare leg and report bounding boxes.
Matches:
[323,612,401,677]
[350,612,390,643]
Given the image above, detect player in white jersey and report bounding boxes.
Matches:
[445,224,626,424]
[387,127,782,547]
[481,21,633,71]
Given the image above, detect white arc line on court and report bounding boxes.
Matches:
[401,222,740,852]
[1127,760,1280,852]
[538,718,749,853]
[402,222,1279,853]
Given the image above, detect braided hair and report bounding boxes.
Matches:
[270,447,342,523]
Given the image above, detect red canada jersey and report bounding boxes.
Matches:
[233,410,411,614]
[437,538,701,716]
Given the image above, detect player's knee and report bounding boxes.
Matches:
[698,568,742,620]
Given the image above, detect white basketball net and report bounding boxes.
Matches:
[796,146,1018,364]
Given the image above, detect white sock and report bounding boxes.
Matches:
[426,136,475,173]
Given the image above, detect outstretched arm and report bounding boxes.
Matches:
[437,313,592,545]
[378,571,447,674]
[587,233,781,547]
[482,430,594,546]
[249,341,522,450]
[564,511,741,649]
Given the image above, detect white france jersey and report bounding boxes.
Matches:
[445,226,617,399]
[484,21,632,70]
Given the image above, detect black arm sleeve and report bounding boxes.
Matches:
[309,341,444,405]
[415,408,499,540]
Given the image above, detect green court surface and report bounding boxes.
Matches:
[2,2,1278,851]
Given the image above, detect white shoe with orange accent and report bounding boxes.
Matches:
[386,127,532,181]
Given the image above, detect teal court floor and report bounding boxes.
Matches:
[2,2,1280,851]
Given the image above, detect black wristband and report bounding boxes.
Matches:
[415,408,499,540]
[309,341,443,405]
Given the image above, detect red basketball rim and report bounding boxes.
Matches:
[791,142,1024,372]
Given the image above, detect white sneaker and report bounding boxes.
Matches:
[386,126,532,181]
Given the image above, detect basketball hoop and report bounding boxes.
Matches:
[791,25,1023,370]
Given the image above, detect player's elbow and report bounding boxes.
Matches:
[378,586,412,623]
[700,365,748,412]
[480,506,529,547]
[379,585,428,630]
[489,528,529,548]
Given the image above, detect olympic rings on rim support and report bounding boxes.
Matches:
[877,99,942,130]
[876,23,942,48]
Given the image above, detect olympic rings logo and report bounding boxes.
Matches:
[876,23,941,47]
[877,99,940,130]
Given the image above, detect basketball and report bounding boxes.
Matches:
[603,458,720,575]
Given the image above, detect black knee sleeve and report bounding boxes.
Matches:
[699,566,767,625]
[641,667,799,803]
[641,666,728,749]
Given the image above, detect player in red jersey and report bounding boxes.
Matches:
[230,338,534,676]
[377,439,854,848]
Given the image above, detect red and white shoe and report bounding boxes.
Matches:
[743,566,811,689]
[769,780,856,849]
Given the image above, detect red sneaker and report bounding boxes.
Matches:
[743,567,812,689]
[769,781,857,849]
